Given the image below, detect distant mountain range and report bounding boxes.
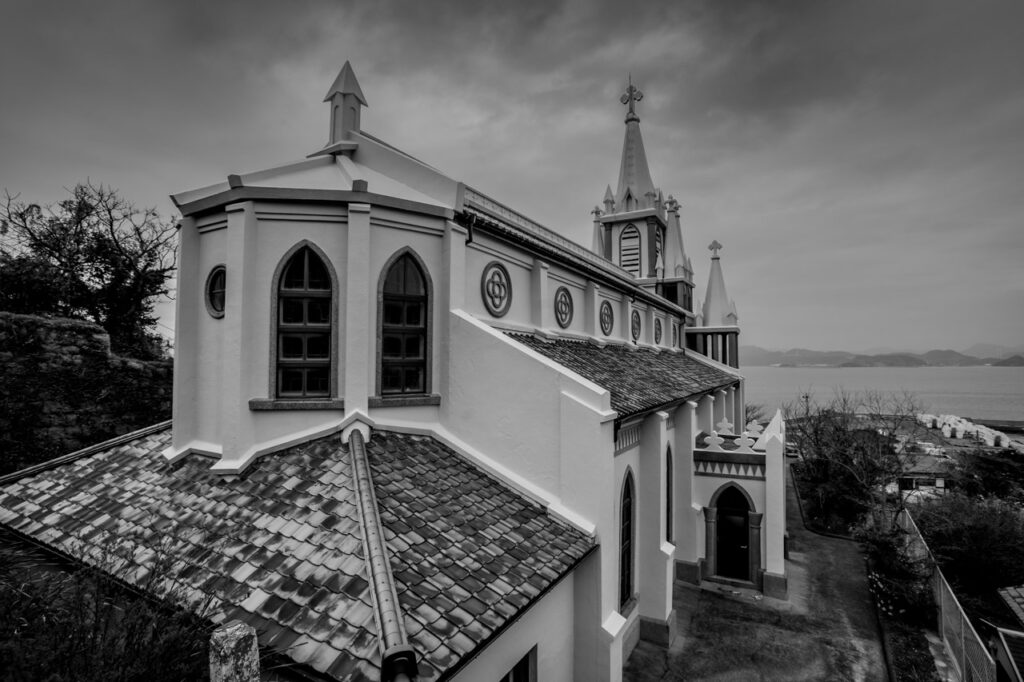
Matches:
[740,345,1024,368]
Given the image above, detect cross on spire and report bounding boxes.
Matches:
[620,74,643,122]
[709,240,723,258]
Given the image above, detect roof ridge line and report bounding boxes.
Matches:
[348,429,418,682]
[0,420,172,487]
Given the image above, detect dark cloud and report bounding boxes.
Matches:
[0,0,1022,350]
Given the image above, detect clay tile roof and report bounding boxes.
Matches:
[0,426,593,681]
[1000,586,1024,628]
[508,333,736,419]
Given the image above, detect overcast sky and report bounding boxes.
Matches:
[2,0,1022,353]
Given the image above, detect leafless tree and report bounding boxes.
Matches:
[785,388,925,530]
[1,182,177,358]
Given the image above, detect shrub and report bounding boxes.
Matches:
[0,538,212,682]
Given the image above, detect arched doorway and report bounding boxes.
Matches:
[716,486,751,580]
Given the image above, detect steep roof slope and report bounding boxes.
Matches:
[508,333,737,418]
[0,427,593,681]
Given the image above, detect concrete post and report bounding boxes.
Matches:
[531,259,550,331]
[171,218,199,453]
[585,281,600,337]
[344,203,372,411]
[440,221,467,401]
[221,202,257,460]
[621,297,633,343]
[762,413,788,599]
[209,620,259,682]
[703,506,717,577]
[748,512,763,588]
[644,305,655,346]
[674,401,700,584]
[638,411,675,645]
[698,394,715,435]
[713,389,727,431]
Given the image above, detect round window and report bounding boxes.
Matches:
[206,265,226,318]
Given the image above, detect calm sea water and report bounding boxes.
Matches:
[742,366,1024,422]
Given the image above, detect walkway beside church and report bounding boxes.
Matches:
[624,462,887,681]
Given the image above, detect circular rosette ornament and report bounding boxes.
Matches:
[631,310,641,342]
[600,300,614,336]
[480,261,512,317]
[554,286,574,329]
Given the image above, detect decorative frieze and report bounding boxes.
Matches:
[616,423,641,452]
[693,451,766,480]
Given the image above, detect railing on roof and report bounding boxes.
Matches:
[896,509,996,682]
[462,185,633,279]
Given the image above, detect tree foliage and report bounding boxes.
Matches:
[787,389,924,532]
[951,448,1024,503]
[914,493,1024,626]
[0,183,176,359]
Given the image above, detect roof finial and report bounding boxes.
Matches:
[709,240,723,258]
[324,61,367,145]
[620,74,643,123]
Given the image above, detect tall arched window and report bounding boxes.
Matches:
[619,224,640,277]
[666,446,674,542]
[380,253,428,395]
[277,247,332,397]
[620,471,635,609]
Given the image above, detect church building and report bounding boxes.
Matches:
[0,62,787,681]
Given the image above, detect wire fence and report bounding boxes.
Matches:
[897,509,996,682]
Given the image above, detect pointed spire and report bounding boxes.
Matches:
[324,61,367,145]
[603,185,615,213]
[324,60,367,104]
[615,76,656,209]
[702,241,739,327]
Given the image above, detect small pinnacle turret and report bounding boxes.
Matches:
[324,61,367,146]
[701,241,738,327]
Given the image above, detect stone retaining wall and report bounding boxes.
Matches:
[0,312,172,475]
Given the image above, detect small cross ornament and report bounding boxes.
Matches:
[620,75,643,117]
[704,431,726,451]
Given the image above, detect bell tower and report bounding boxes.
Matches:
[592,77,694,311]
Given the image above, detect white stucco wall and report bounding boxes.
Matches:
[451,572,576,682]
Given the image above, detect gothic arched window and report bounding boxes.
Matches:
[620,470,635,609]
[277,247,332,397]
[380,252,429,395]
[619,224,641,277]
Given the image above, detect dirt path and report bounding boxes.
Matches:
[623,462,887,681]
